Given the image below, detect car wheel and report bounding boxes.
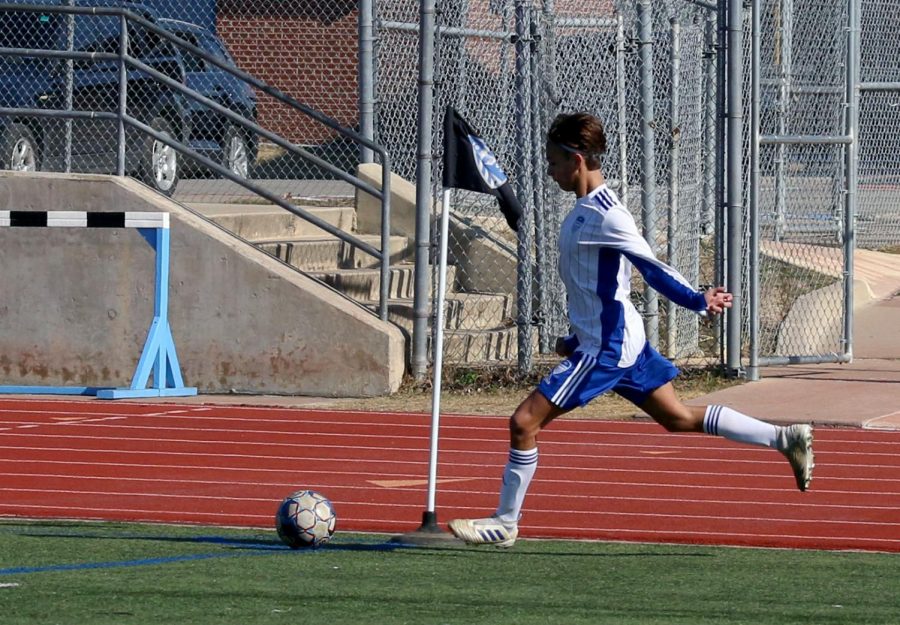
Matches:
[223,124,250,179]
[143,117,179,196]
[1,123,40,172]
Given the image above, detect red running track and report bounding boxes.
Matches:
[1,398,898,552]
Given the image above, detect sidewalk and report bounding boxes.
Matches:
[686,294,900,430]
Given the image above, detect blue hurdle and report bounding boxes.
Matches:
[0,210,197,399]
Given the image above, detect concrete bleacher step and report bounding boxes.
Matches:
[307,263,457,301]
[433,327,519,363]
[191,202,356,240]
[364,292,513,333]
[256,234,410,271]
[189,199,523,367]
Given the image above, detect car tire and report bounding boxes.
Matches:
[222,124,251,180]
[0,123,40,172]
[142,117,179,196]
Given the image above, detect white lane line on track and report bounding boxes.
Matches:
[2,445,899,483]
[2,473,896,513]
[0,458,896,496]
[1,435,897,471]
[2,414,897,453]
[4,422,899,457]
[2,404,898,429]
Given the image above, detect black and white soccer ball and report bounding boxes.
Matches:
[275,490,336,549]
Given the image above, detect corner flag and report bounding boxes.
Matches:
[442,106,523,232]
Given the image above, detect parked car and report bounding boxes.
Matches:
[158,18,258,180]
[0,0,189,195]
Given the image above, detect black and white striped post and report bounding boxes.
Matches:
[0,211,197,399]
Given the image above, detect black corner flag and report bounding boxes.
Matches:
[442,106,523,232]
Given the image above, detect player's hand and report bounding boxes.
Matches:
[704,286,733,316]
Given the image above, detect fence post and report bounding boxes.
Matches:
[749,0,761,381]
[358,0,375,163]
[725,0,744,376]
[638,0,659,348]
[842,0,861,360]
[412,0,437,381]
[515,0,534,373]
[117,14,128,177]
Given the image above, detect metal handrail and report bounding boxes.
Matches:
[0,3,393,320]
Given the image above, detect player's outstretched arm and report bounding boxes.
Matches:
[704,286,733,316]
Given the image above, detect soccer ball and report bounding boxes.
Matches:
[275,490,336,549]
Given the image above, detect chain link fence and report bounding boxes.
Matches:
[746,0,850,362]
[3,0,898,381]
[858,0,900,249]
[0,0,369,206]
[375,0,723,369]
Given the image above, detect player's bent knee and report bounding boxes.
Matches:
[654,410,701,433]
[509,412,541,442]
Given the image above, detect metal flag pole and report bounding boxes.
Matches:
[390,189,454,545]
[423,188,452,528]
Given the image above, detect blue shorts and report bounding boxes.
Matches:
[537,342,679,410]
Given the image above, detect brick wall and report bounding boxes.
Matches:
[217,3,358,146]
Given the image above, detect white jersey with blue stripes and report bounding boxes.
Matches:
[558,184,707,368]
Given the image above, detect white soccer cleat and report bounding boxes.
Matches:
[448,516,518,548]
[777,424,815,492]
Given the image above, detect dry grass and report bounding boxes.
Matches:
[308,364,743,420]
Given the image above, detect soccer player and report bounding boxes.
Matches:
[448,111,815,548]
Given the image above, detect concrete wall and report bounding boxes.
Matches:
[0,172,405,397]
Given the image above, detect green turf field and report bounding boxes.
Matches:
[1,520,897,625]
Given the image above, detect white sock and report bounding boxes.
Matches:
[494,447,538,525]
[703,405,778,447]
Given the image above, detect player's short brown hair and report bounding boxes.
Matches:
[547,112,607,169]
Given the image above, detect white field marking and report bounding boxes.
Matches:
[368,477,479,487]
[518,524,900,547]
[0,416,127,433]
[0,458,896,497]
[0,583,20,588]
[1,444,898,485]
[1,490,896,530]
[865,411,900,430]
[0,406,212,421]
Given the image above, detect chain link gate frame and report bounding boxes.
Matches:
[745,0,900,375]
